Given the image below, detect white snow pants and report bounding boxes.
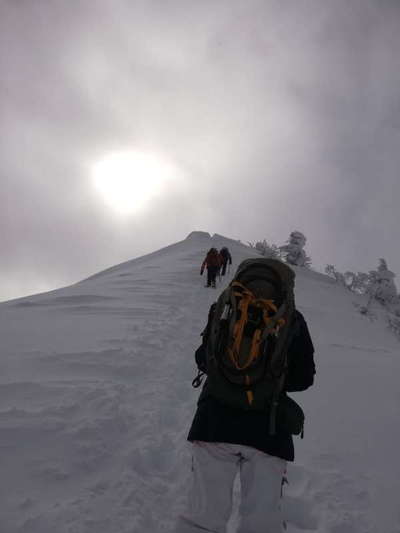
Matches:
[175,441,286,533]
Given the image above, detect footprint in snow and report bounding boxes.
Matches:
[284,464,319,531]
[284,463,373,533]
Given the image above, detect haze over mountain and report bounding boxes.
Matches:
[2,1,400,303]
[0,232,399,533]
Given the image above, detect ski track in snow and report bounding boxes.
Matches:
[0,233,399,533]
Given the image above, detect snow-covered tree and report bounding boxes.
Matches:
[248,239,283,260]
[325,260,398,305]
[326,259,400,340]
[252,240,282,260]
[280,231,311,267]
[325,264,346,286]
[387,311,400,339]
[343,271,373,294]
[368,258,398,306]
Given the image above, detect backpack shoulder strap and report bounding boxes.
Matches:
[192,302,217,386]
[201,302,217,341]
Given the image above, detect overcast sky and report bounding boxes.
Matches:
[1,0,399,301]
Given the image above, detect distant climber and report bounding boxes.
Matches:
[219,246,232,276]
[200,248,222,288]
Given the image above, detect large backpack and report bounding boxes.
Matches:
[200,258,296,434]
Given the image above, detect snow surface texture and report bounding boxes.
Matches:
[1,232,399,533]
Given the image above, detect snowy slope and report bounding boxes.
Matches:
[0,232,399,533]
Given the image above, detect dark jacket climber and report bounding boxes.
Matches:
[219,247,232,276]
[175,269,315,533]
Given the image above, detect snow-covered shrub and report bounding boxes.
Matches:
[368,259,398,307]
[249,240,283,260]
[350,272,372,294]
[248,240,282,260]
[344,271,373,294]
[280,231,311,267]
[325,266,376,296]
[353,302,377,322]
[328,259,400,340]
[325,265,346,286]
[387,312,400,339]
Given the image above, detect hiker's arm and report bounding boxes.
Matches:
[285,313,315,392]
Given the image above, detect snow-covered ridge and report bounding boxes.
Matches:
[0,234,399,533]
[80,232,247,284]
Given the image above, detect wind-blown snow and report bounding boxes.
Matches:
[0,233,399,533]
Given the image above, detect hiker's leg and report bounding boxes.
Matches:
[237,447,286,533]
[206,268,212,286]
[175,442,238,533]
[221,261,227,276]
[210,267,218,287]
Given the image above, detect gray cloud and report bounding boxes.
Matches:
[1,0,400,300]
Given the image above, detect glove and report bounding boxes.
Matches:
[200,269,204,275]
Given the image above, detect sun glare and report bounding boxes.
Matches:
[91,151,177,215]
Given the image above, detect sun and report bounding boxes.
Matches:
[91,150,177,215]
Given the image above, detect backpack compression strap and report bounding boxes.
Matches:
[227,282,286,371]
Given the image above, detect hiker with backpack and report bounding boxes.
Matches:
[176,258,315,533]
[200,248,222,288]
[219,246,232,276]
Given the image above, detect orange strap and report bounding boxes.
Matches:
[227,282,285,371]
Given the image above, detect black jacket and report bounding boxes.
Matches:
[220,248,232,264]
[187,310,315,461]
